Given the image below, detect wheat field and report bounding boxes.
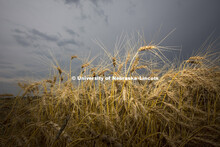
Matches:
[0,34,220,147]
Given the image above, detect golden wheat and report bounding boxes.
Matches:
[1,33,219,147]
[112,57,117,67]
[138,45,156,52]
[71,55,78,60]
[81,63,90,68]
[57,67,62,75]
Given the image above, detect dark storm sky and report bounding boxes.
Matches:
[0,0,219,95]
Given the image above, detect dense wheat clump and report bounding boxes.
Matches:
[0,34,220,147]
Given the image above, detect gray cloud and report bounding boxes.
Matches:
[13,28,55,47]
[126,0,136,15]
[12,28,84,49]
[62,0,111,23]
[65,28,80,37]
[64,0,80,5]
[30,29,58,42]
[64,0,111,6]
[0,61,12,65]
[79,11,90,20]
[12,28,35,47]
[57,39,82,47]
[90,0,112,24]
[91,6,108,23]
[0,73,12,79]
[90,0,112,7]
[32,50,53,61]
[14,28,26,34]
[0,64,14,70]
[13,34,31,47]
[90,0,111,24]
